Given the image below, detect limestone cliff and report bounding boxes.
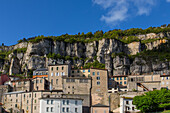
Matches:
[0,32,170,76]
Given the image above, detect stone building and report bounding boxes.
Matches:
[32,77,50,91]
[62,76,92,113]
[160,74,170,89]
[127,74,161,91]
[90,68,108,106]
[108,75,128,93]
[71,69,90,77]
[3,90,63,113]
[71,68,108,95]
[91,104,110,113]
[48,64,71,90]
[63,77,91,95]
[11,79,33,92]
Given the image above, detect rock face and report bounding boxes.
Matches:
[0,32,170,75]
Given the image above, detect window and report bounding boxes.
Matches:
[72,71,74,73]
[124,77,126,80]
[93,72,95,76]
[126,101,129,104]
[27,106,28,110]
[56,79,58,84]
[51,100,53,104]
[16,99,18,102]
[40,80,42,83]
[162,77,164,80]
[167,77,169,80]
[120,82,122,85]
[27,100,29,104]
[75,100,78,105]
[97,81,100,85]
[56,67,58,70]
[96,77,100,80]
[35,100,36,103]
[24,94,25,98]
[97,72,99,75]
[88,69,90,72]
[67,100,69,105]
[34,106,36,110]
[47,100,49,104]
[63,100,65,105]
[29,94,31,98]
[124,81,127,84]
[46,107,49,112]
[75,108,78,112]
[104,110,106,113]
[36,80,39,83]
[62,107,65,112]
[113,78,115,80]
[62,67,64,70]
[66,108,69,112]
[51,73,53,76]
[132,107,135,110]
[120,77,122,80]
[35,93,36,97]
[83,70,85,73]
[117,77,119,80]
[51,79,53,84]
[15,104,17,108]
[95,110,97,113]
[16,94,18,97]
[77,70,80,73]
[61,72,64,76]
[51,67,53,71]
[51,107,54,112]
[56,72,59,76]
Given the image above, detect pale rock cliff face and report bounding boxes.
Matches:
[126,42,141,55]
[0,32,169,75]
[97,39,123,63]
[113,56,130,75]
[145,39,168,50]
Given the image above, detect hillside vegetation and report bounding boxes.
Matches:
[17,25,170,44]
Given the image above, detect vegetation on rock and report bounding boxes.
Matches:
[17,25,170,44]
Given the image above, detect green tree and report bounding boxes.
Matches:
[133,89,170,113]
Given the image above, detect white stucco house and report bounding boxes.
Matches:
[40,97,83,113]
[120,95,140,113]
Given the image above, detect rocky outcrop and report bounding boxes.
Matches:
[0,32,169,75]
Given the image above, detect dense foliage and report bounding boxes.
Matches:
[0,48,27,60]
[17,25,170,44]
[83,60,105,69]
[0,51,12,60]
[133,89,170,113]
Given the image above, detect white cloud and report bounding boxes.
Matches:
[92,0,156,25]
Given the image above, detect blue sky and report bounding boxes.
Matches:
[0,0,170,46]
